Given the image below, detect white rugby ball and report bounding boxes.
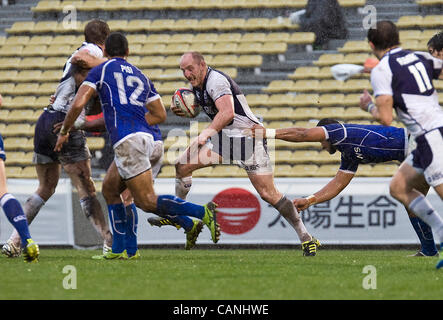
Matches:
[172,88,200,118]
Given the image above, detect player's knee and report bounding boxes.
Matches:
[133,194,157,213]
[389,179,404,201]
[257,189,275,204]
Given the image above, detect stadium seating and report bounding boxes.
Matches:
[1,0,441,178]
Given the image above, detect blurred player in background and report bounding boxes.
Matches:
[427,31,443,60]
[359,21,443,268]
[152,51,320,256]
[0,93,39,262]
[54,33,220,259]
[1,19,113,258]
[250,118,438,257]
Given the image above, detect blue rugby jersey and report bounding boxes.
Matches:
[322,123,408,173]
[83,57,162,146]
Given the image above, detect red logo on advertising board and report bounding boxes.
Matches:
[212,188,261,235]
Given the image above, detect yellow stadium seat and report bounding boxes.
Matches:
[317,150,340,163]
[16,70,43,82]
[31,0,61,12]
[292,94,319,107]
[44,57,67,69]
[218,0,245,9]
[157,81,187,95]
[343,53,371,65]
[0,70,18,82]
[292,150,319,163]
[217,33,242,43]
[34,96,51,109]
[317,80,344,93]
[158,165,176,178]
[314,164,339,177]
[318,107,346,119]
[421,15,443,27]
[237,55,262,67]
[174,19,199,31]
[81,0,108,10]
[145,33,170,44]
[138,55,165,68]
[288,66,319,80]
[5,36,30,46]
[46,44,74,57]
[263,80,294,93]
[7,96,36,109]
[126,19,151,32]
[0,45,24,56]
[292,107,319,120]
[19,166,38,179]
[174,0,200,9]
[194,19,222,31]
[212,54,237,67]
[104,0,130,10]
[268,17,299,30]
[267,93,295,107]
[399,30,422,41]
[127,34,147,45]
[341,107,372,120]
[169,33,195,44]
[162,56,183,68]
[246,94,269,107]
[39,83,58,95]
[211,165,240,177]
[338,40,370,53]
[314,54,345,66]
[126,0,152,10]
[271,150,294,164]
[261,42,287,54]
[189,42,214,54]
[218,18,246,31]
[163,43,189,55]
[343,79,371,92]
[6,21,35,34]
[0,83,15,95]
[265,107,295,120]
[287,32,315,44]
[235,42,262,54]
[33,21,59,33]
[193,33,219,43]
[211,42,238,54]
[243,18,271,30]
[5,151,31,165]
[343,94,360,107]
[5,166,23,178]
[41,70,62,82]
[291,164,319,177]
[150,0,176,10]
[274,164,294,177]
[7,109,37,122]
[355,164,373,177]
[193,166,214,177]
[242,33,266,43]
[318,93,345,106]
[370,164,399,177]
[292,80,320,92]
[267,121,294,129]
[396,15,424,28]
[86,137,105,150]
[106,20,128,31]
[251,107,269,119]
[149,19,176,32]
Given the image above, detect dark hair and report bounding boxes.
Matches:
[427,31,443,52]
[105,32,129,58]
[367,20,400,51]
[84,19,110,45]
[317,118,340,127]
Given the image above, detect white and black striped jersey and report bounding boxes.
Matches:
[51,42,103,114]
[371,47,443,137]
[192,67,261,137]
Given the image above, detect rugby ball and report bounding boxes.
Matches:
[172,88,200,118]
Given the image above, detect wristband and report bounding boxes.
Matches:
[265,129,276,139]
[306,195,317,206]
[60,125,70,136]
[366,102,376,114]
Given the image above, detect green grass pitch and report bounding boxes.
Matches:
[0,249,441,300]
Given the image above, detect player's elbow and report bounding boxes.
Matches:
[378,115,393,126]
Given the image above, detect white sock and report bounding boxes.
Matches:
[175,176,192,200]
[409,195,443,243]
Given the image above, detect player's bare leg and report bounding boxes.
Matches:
[390,163,443,247]
[248,171,313,243]
[64,159,112,248]
[175,143,222,200]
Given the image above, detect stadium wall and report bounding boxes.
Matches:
[0,177,442,248]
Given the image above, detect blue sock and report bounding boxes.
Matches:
[156,195,205,220]
[125,204,138,256]
[107,203,126,254]
[409,216,438,256]
[1,194,31,248]
[168,215,195,232]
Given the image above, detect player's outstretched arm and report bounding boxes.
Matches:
[359,89,394,126]
[293,170,355,211]
[71,49,107,69]
[145,97,167,126]
[249,124,326,142]
[54,85,96,152]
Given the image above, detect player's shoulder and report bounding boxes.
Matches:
[78,42,103,58]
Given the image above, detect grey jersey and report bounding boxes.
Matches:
[52,42,103,114]
[192,67,261,137]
